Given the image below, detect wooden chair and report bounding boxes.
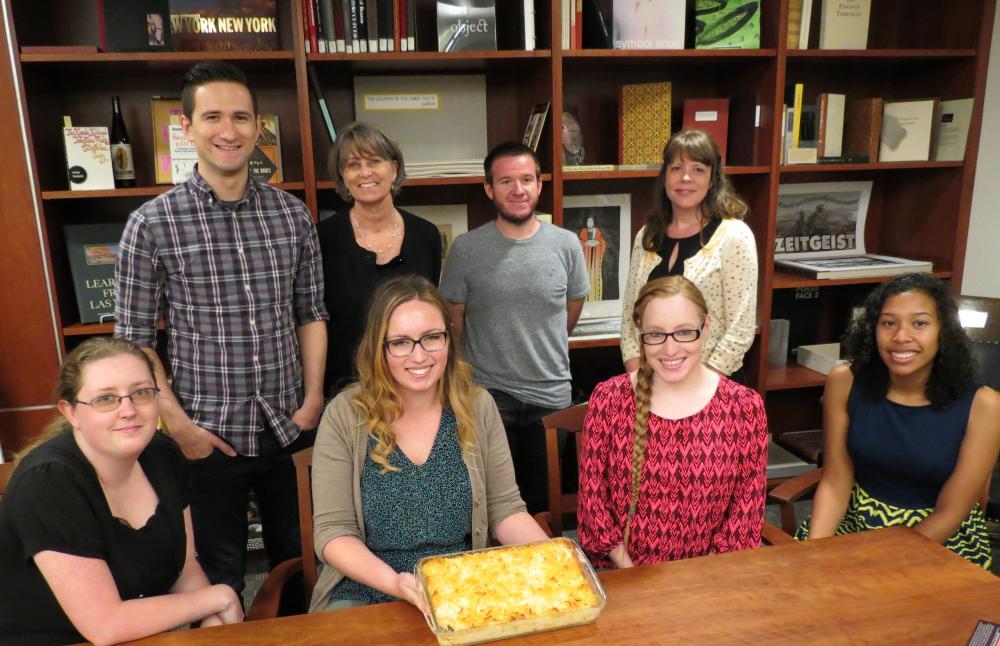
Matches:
[245,447,314,621]
[0,461,15,501]
[532,403,588,538]
[531,402,794,546]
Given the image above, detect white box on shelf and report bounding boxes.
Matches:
[796,342,846,375]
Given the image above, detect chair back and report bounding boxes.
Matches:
[0,461,14,501]
[538,402,588,537]
[956,295,1000,511]
[293,447,316,598]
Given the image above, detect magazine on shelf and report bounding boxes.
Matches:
[774,181,932,279]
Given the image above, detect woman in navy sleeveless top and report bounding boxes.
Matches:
[796,274,999,569]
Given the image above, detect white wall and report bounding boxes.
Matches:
[963,7,1000,297]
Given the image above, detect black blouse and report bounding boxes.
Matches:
[318,208,441,395]
[0,432,189,645]
[648,218,721,280]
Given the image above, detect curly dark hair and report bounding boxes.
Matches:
[843,273,973,409]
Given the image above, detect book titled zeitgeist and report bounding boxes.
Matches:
[613,0,685,49]
[437,0,497,52]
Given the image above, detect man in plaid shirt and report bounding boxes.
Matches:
[115,62,328,604]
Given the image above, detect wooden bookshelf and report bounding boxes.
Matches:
[1,0,996,449]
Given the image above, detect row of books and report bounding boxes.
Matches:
[567,81,760,168]
[782,85,974,165]
[562,0,761,51]
[62,99,283,191]
[301,0,537,54]
[787,0,871,50]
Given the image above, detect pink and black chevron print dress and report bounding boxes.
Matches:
[578,373,769,568]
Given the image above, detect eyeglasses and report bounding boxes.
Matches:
[384,331,449,357]
[640,323,705,345]
[74,387,160,412]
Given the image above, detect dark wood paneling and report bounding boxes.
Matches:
[0,10,60,410]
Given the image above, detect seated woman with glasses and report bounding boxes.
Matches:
[578,275,768,569]
[309,274,547,613]
[0,337,243,645]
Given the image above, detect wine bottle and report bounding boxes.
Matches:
[109,96,135,188]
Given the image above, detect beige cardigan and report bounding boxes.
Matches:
[308,386,526,612]
[620,219,758,375]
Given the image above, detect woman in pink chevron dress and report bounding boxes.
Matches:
[578,275,768,569]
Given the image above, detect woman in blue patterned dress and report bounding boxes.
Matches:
[797,273,1000,568]
[308,275,548,613]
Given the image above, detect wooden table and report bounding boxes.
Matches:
[125,528,1000,645]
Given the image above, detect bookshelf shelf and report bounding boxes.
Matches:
[785,49,977,61]
[771,270,953,290]
[63,320,164,337]
[765,364,827,392]
[308,50,551,62]
[778,161,964,174]
[563,49,777,60]
[20,51,297,63]
[561,166,771,182]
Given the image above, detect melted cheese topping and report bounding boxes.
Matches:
[420,540,600,632]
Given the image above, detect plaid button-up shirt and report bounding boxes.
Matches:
[115,169,328,456]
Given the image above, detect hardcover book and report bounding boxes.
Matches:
[694,0,761,50]
[522,103,550,152]
[817,92,846,158]
[612,0,685,49]
[728,97,760,166]
[818,0,870,50]
[169,0,279,52]
[787,0,803,48]
[249,114,283,184]
[151,97,184,185]
[64,223,126,324]
[618,81,672,165]
[99,0,173,52]
[63,125,116,191]
[843,97,883,161]
[879,99,938,162]
[436,0,496,52]
[682,98,730,163]
[353,75,488,167]
[777,255,932,280]
[933,98,974,161]
[168,124,198,183]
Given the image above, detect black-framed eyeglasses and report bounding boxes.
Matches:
[384,331,449,357]
[640,323,705,345]
[74,387,160,412]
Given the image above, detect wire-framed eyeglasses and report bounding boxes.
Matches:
[74,387,160,412]
[640,323,705,345]
[384,331,449,357]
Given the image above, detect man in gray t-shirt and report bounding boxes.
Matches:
[440,142,589,514]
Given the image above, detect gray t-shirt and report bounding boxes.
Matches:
[439,220,589,409]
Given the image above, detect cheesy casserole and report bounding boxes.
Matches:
[418,538,601,633]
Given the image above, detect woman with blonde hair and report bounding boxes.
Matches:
[621,129,757,381]
[579,276,768,568]
[319,121,442,395]
[0,337,242,645]
[309,274,547,612]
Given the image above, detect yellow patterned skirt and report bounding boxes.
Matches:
[795,483,992,570]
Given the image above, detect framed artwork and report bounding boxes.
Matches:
[775,181,872,259]
[402,204,468,269]
[562,193,631,320]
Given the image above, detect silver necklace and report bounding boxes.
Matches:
[351,211,399,254]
